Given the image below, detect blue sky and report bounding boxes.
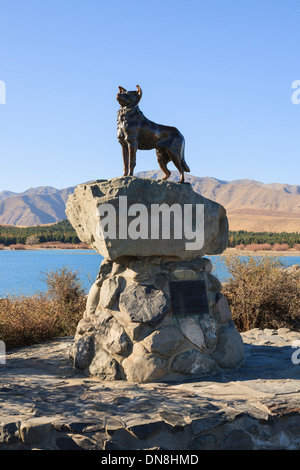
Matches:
[0,0,299,192]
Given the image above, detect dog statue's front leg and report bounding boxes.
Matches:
[128,143,137,176]
[122,145,129,176]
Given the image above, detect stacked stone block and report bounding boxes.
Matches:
[70,255,244,382]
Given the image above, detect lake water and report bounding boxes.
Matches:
[0,250,102,297]
[0,249,299,298]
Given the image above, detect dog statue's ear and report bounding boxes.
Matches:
[136,85,142,97]
[118,86,127,93]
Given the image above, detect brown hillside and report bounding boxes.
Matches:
[137,171,300,233]
[0,173,299,232]
[0,187,75,226]
[227,208,300,233]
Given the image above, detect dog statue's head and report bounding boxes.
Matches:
[116,85,142,108]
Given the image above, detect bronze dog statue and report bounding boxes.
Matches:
[116,85,190,183]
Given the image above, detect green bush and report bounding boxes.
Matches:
[222,255,300,332]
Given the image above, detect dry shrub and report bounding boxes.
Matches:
[222,255,300,332]
[79,243,91,249]
[259,243,272,251]
[293,243,300,251]
[245,243,272,251]
[11,244,26,250]
[38,242,90,249]
[41,266,86,335]
[235,244,246,250]
[26,235,40,245]
[60,243,79,249]
[245,244,260,251]
[0,295,57,349]
[272,243,290,251]
[0,267,87,350]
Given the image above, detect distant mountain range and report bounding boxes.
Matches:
[0,186,75,226]
[0,171,299,232]
[138,171,300,233]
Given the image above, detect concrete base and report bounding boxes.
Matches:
[0,328,299,450]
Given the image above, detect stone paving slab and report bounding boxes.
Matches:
[0,329,299,450]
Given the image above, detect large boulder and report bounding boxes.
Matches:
[66,176,228,261]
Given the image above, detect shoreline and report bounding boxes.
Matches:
[0,245,300,258]
[223,248,300,257]
[0,243,91,251]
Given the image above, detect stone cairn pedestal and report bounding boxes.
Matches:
[66,176,244,383]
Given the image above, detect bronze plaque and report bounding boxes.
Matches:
[169,280,209,316]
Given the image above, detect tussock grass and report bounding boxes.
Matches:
[0,267,86,350]
[1,257,299,350]
[222,255,300,332]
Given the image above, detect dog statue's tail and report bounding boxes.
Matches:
[181,139,190,173]
[182,160,190,173]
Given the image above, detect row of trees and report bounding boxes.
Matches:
[0,221,299,248]
[228,230,300,248]
[0,220,80,246]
